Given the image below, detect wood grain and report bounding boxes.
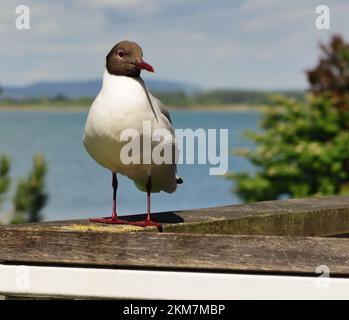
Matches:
[2,196,349,276]
[0,228,349,276]
[5,195,349,236]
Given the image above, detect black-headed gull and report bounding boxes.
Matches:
[83,41,182,229]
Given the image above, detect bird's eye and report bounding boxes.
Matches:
[117,50,125,57]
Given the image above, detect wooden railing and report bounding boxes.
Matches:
[1,195,349,299]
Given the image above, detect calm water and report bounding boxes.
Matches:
[0,110,260,221]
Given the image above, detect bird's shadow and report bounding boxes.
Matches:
[124,211,184,224]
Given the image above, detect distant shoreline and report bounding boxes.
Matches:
[0,104,267,113]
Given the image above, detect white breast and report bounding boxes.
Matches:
[83,69,177,193]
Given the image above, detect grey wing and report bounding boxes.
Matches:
[149,94,183,185]
[159,103,172,125]
[150,94,173,125]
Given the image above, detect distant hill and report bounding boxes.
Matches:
[1,79,198,99]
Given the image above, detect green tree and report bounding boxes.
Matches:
[307,35,349,110]
[0,156,10,207]
[11,155,48,224]
[228,35,349,202]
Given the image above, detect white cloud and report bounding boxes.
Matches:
[240,0,285,13]
[1,0,349,89]
[74,0,163,15]
[76,0,150,8]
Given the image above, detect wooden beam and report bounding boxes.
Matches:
[162,195,349,236]
[0,227,349,276]
[6,195,349,236]
[2,196,349,276]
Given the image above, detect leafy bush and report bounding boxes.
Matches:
[0,155,10,206]
[229,35,349,202]
[11,155,48,224]
[229,95,349,202]
[307,35,349,110]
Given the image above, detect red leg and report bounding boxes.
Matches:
[131,176,162,229]
[89,173,131,224]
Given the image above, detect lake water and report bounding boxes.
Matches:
[0,110,260,221]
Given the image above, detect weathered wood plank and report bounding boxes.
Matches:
[5,195,349,236]
[163,195,349,236]
[0,228,349,276]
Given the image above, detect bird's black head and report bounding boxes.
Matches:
[106,40,154,77]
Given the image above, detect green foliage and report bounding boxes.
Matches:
[153,91,191,106]
[192,90,304,106]
[229,94,349,202]
[152,90,304,107]
[0,96,93,108]
[11,155,48,224]
[0,90,304,109]
[0,155,10,206]
[229,35,349,203]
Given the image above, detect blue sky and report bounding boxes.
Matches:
[1,0,349,89]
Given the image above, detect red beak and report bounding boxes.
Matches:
[137,60,155,73]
